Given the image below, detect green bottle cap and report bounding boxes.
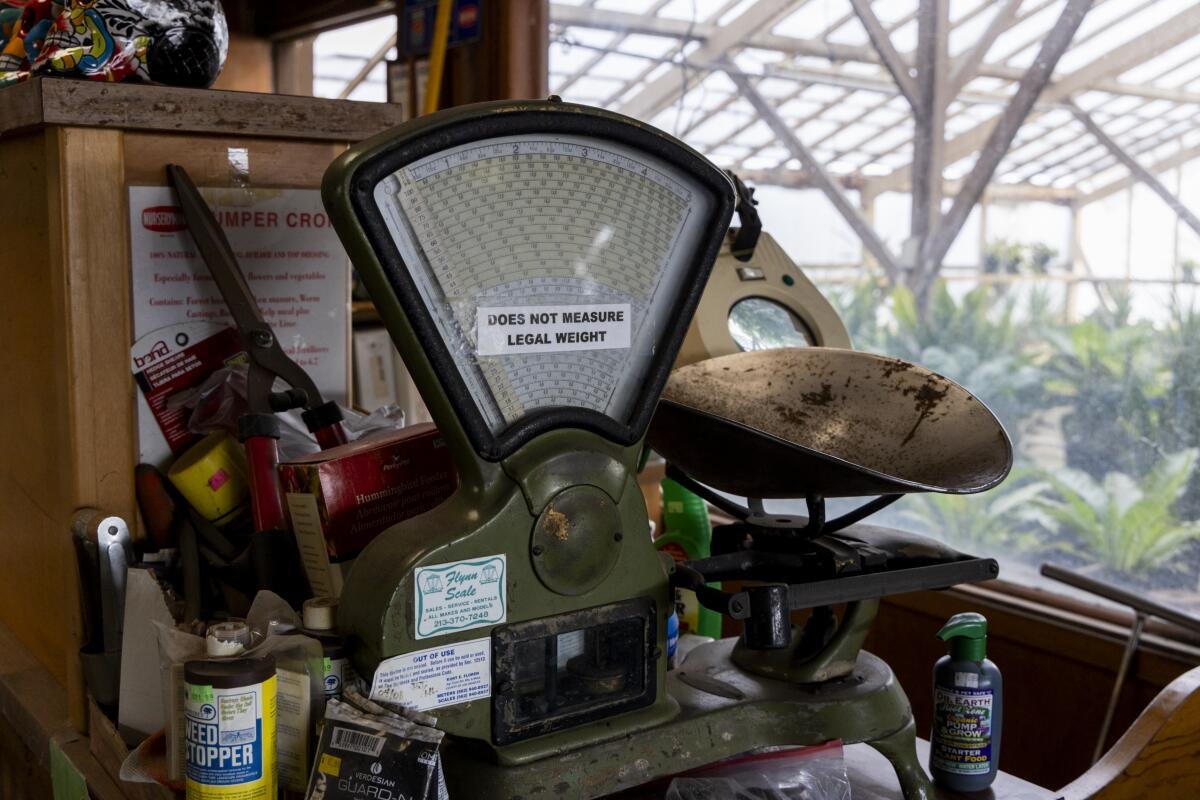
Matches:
[937,612,987,662]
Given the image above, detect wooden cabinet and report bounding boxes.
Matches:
[0,77,403,728]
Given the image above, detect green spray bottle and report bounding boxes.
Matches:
[930,612,1003,791]
[656,478,723,639]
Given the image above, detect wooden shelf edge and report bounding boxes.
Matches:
[0,77,404,142]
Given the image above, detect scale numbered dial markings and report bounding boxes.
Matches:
[373,134,714,434]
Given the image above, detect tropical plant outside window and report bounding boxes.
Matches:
[549,0,1200,615]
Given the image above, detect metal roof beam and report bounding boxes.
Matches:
[725,64,901,283]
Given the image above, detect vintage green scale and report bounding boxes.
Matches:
[323,98,1011,799]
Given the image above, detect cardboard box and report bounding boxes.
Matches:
[279,424,457,596]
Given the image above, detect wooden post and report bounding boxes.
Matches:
[273,35,315,97]
[498,0,549,100]
[911,0,948,298]
[1067,201,1081,321]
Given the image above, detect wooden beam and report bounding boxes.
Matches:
[252,0,393,40]
[724,65,901,283]
[911,0,948,253]
[0,76,405,141]
[848,0,918,109]
[551,4,1200,106]
[868,2,1200,196]
[1048,112,1199,187]
[1069,102,1200,239]
[734,167,1079,202]
[921,0,1094,274]
[1080,142,1200,206]
[337,32,396,99]
[947,0,1022,99]
[618,1,802,122]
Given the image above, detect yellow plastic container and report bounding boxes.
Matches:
[168,431,249,526]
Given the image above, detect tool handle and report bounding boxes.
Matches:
[238,414,289,534]
[303,400,349,450]
[251,527,308,606]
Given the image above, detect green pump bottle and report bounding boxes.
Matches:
[930,612,1003,791]
[656,478,722,639]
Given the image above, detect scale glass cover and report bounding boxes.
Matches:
[338,102,734,460]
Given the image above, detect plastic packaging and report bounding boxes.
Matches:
[180,364,407,459]
[205,619,250,656]
[930,612,1003,792]
[305,697,446,800]
[665,743,850,800]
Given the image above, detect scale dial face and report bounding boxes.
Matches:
[350,108,732,461]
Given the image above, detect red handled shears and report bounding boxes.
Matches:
[167,164,347,599]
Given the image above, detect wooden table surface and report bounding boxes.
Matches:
[845,740,1057,800]
[605,739,1055,799]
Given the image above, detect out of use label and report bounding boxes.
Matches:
[475,304,632,356]
[414,554,506,639]
[931,686,994,775]
[370,638,492,712]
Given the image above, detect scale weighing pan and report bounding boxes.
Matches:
[649,347,1012,498]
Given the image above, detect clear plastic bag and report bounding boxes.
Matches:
[666,744,850,800]
[176,363,407,458]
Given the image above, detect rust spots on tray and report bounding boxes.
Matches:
[900,379,952,446]
[543,509,570,541]
[773,402,810,428]
[801,383,835,406]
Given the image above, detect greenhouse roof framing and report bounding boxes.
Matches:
[549,0,1200,216]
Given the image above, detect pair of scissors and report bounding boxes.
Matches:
[167,164,347,598]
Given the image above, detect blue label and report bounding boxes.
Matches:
[398,0,482,57]
[184,679,273,794]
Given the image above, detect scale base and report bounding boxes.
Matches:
[442,639,933,800]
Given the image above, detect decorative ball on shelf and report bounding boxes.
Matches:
[0,0,228,88]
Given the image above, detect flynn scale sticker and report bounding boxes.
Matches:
[475,304,631,356]
[413,554,506,639]
[369,637,492,712]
